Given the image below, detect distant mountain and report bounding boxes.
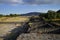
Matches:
[20,12,41,16]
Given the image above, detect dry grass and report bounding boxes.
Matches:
[51,19,60,21]
[0,16,30,37]
[0,16,30,22]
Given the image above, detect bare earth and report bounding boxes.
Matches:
[0,24,17,36]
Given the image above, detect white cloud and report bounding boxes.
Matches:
[0,0,60,5]
[0,0,23,4]
[23,0,60,4]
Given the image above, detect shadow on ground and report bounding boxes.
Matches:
[3,22,31,40]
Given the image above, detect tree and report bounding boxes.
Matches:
[10,14,13,17]
[47,10,56,19]
[0,14,3,17]
[9,14,20,17]
[57,10,60,13]
[39,13,47,18]
[56,10,60,18]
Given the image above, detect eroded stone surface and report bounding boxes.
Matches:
[17,33,60,40]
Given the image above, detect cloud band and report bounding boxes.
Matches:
[0,0,60,5]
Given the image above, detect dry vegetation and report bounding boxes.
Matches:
[0,16,30,36]
[0,16,30,40]
[0,16,30,22]
[0,16,60,40]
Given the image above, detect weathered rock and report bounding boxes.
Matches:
[17,33,60,40]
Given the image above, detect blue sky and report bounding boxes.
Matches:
[0,0,60,15]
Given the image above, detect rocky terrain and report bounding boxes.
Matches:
[0,16,60,40]
[17,33,60,40]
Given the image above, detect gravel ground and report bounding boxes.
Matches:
[17,33,60,40]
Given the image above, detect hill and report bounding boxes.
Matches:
[20,12,41,16]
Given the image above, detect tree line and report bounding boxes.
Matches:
[0,14,21,17]
[39,10,60,19]
[0,10,60,19]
